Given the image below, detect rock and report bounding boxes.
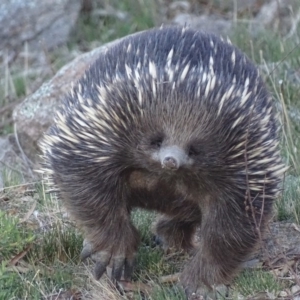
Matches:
[0,0,81,53]
[13,36,130,162]
[252,0,300,36]
[172,14,232,36]
[292,285,300,294]
[278,291,288,297]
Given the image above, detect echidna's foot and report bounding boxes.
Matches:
[81,239,136,282]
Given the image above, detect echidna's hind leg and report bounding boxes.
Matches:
[153,211,201,254]
[180,197,259,298]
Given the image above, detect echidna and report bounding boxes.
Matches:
[40,26,286,296]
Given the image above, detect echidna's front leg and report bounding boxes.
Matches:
[80,220,140,281]
[56,174,140,282]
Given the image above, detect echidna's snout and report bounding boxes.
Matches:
[159,146,188,170]
[163,156,178,169]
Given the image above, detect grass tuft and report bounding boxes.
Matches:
[234,269,285,298]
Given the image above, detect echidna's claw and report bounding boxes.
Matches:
[80,239,136,282]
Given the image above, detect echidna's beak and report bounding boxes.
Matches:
[159,146,187,170]
[162,156,178,170]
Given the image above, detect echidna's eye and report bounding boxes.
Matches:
[150,137,163,148]
[188,146,200,157]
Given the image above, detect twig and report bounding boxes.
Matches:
[159,272,180,284]
[0,181,39,191]
[13,123,35,178]
[8,245,32,266]
[118,280,152,294]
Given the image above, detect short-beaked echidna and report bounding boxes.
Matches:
[40,26,286,295]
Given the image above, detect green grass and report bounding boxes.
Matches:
[0,203,83,299]
[0,260,78,300]
[234,269,285,298]
[69,0,158,48]
[0,211,35,261]
[13,76,27,98]
[142,285,186,300]
[29,222,82,264]
[0,212,83,299]
[0,171,84,299]
[230,24,300,65]
[2,168,24,191]
[131,209,155,244]
[277,175,300,222]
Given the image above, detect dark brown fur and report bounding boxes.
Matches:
[40,26,286,295]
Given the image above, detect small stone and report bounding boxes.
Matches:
[278,291,288,297]
[292,285,300,294]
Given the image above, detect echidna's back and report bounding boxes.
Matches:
[79,27,260,104]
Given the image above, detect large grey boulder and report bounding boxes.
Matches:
[0,0,81,53]
[13,38,127,162]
